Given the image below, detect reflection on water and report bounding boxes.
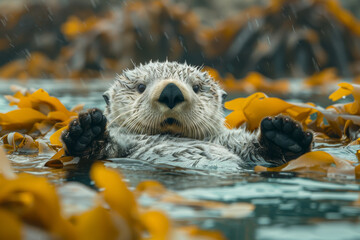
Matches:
[1,80,360,240]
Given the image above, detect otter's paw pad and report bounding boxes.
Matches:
[62,108,107,156]
[260,116,313,154]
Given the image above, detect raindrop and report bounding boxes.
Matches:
[267,36,271,46]
[135,40,142,50]
[178,37,187,53]
[24,49,31,61]
[47,7,54,21]
[90,0,97,8]
[0,18,6,27]
[5,34,11,42]
[255,19,260,28]
[23,4,29,12]
[312,58,320,72]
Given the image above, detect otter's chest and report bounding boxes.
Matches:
[115,134,242,171]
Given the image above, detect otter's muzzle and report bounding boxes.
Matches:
[158,83,184,109]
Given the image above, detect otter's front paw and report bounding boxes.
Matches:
[61,108,107,157]
[260,115,313,163]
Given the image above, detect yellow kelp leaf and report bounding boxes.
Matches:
[224,92,267,129]
[329,82,354,101]
[241,72,289,94]
[0,108,46,131]
[50,148,66,160]
[61,16,83,39]
[0,209,22,240]
[255,151,358,178]
[0,173,76,239]
[304,68,338,87]
[176,226,226,240]
[279,151,335,172]
[45,148,75,168]
[222,74,246,92]
[0,147,16,179]
[90,163,140,236]
[225,93,316,130]
[0,60,25,79]
[136,180,167,197]
[329,83,360,115]
[224,98,247,111]
[30,120,55,136]
[255,151,335,173]
[61,16,99,39]
[324,0,360,35]
[224,105,246,129]
[73,206,120,240]
[46,155,76,168]
[225,92,267,111]
[2,132,38,154]
[2,132,25,148]
[16,89,72,116]
[48,111,70,122]
[27,52,54,78]
[44,159,64,168]
[50,126,68,147]
[140,211,170,240]
[243,97,295,131]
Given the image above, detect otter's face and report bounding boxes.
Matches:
[104,61,227,139]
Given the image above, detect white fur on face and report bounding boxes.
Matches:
[104,61,226,140]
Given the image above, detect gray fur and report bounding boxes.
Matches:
[102,61,268,170]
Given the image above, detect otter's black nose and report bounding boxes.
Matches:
[158,83,184,109]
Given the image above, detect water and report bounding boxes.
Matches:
[1,79,360,240]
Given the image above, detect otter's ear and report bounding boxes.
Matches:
[103,93,110,105]
[221,91,228,104]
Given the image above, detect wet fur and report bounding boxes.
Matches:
[62,61,312,170]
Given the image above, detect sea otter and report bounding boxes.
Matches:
[61,61,313,170]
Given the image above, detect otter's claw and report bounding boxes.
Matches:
[260,115,313,163]
[62,108,107,157]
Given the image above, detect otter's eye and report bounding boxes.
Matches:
[192,85,200,93]
[137,84,146,93]
[221,92,228,103]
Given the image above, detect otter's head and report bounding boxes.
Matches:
[103,61,227,139]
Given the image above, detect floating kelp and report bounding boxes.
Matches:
[0,148,228,239]
[225,82,360,141]
[255,151,360,179]
[0,0,359,79]
[0,87,81,166]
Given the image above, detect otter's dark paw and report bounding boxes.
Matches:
[260,115,313,163]
[61,108,107,157]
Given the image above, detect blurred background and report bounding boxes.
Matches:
[1,3,360,240]
[0,0,360,81]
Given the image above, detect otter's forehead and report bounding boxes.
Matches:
[122,61,216,85]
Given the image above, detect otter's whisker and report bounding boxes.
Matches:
[107,109,133,128]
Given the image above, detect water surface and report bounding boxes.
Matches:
[1,79,360,240]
